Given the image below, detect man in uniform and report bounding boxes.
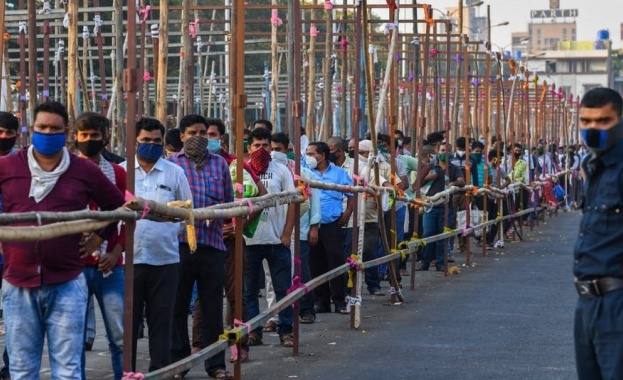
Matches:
[573,87,623,379]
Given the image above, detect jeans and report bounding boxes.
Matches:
[85,295,96,344]
[132,263,179,372]
[172,244,227,373]
[422,206,447,269]
[575,289,623,379]
[244,244,293,339]
[3,274,88,380]
[82,266,125,380]
[298,240,315,317]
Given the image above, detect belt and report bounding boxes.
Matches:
[575,277,623,297]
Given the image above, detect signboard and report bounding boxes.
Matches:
[530,9,578,18]
[550,0,560,9]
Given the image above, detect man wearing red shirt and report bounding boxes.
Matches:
[74,112,126,380]
[0,102,125,379]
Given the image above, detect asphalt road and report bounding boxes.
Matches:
[4,210,580,379]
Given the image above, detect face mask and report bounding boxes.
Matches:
[207,138,221,153]
[457,150,465,157]
[513,152,522,159]
[75,139,104,157]
[581,120,623,154]
[243,140,249,154]
[305,155,317,170]
[347,149,355,158]
[270,151,288,165]
[327,152,338,163]
[429,154,437,165]
[537,147,544,155]
[439,152,446,162]
[0,135,17,152]
[32,131,66,156]
[479,139,486,145]
[137,142,164,162]
[472,152,482,163]
[378,144,389,154]
[287,152,295,161]
[249,148,271,175]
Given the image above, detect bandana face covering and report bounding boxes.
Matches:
[184,136,208,172]
[250,148,271,175]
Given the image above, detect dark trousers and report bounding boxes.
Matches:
[172,244,227,373]
[298,240,315,317]
[0,264,8,379]
[310,220,347,309]
[132,263,179,372]
[575,289,623,379]
[363,223,381,293]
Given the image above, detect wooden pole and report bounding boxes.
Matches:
[156,0,169,124]
[270,0,279,128]
[462,36,472,267]
[321,3,333,141]
[182,0,194,116]
[305,3,318,140]
[27,0,37,122]
[113,0,125,155]
[66,0,78,121]
[0,0,5,109]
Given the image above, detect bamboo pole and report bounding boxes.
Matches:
[156,0,169,123]
[321,2,333,141]
[305,2,318,140]
[27,0,37,122]
[113,0,125,155]
[182,0,194,116]
[0,0,5,109]
[462,36,472,267]
[66,0,78,120]
[270,0,279,128]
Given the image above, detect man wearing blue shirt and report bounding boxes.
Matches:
[306,142,354,314]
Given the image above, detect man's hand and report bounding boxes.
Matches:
[223,222,235,239]
[98,245,122,273]
[281,233,291,248]
[308,225,319,246]
[337,214,349,227]
[79,233,104,259]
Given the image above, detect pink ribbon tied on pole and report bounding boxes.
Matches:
[229,319,252,361]
[143,71,151,82]
[346,256,362,271]
[462,225,472,237]
[189,19,199,38]
[310,26,320,37]
[138,5,150,23]
[324,0,333,10]
[286,276,309,307]
[341,38,348,52]
[271,9,283,26]
[122,373,145,380]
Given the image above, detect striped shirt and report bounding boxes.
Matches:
[169,149,234,251]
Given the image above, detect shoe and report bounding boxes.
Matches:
[447,256,455,263]
[315,304,331,313]
[369,289,385,296]
[334,304,349,314]
[300,314,315,324]
[85,341,93,351]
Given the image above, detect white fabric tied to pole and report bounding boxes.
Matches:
[82,25,90,40]
[368,45,378,64]
[150,24,159,39]
[383,21,399,35]
[18,21,27,35]
[345,295,362,313]
[54,40,65,63]
[93,15,103,35]
[63,13,70,28]
[196,36,204,52]
[39,0,52,15]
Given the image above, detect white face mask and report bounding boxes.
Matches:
[270,151,288,165]
[305,155,317,170]
[457,150,465,157]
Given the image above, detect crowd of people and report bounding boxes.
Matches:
[0,86,615,380]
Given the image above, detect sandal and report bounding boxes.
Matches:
[229,348,249,363]
[262,320,277,332]
[247,332,263,346]
[208,368,234,380]
[300,314,315,324]
[280,333,294,347]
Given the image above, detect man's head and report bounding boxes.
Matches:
[32,102,69,157]
[471,141,484,163]
[74,112,109,158]
[306,142,330,169]
[348,138,356,158]
[377,134,391,153]
[421,145,436,164]
[248,127,272,154]
[165,128,183,157]
[135,117,165,162]
[358,140,373,159]
[394,130,405,143]
[579,87,623,153]
[179,114,208,141]
[0,111,19,154]
[271,132,290,152]
[253,119,273,132]
[327,136,346,164]
[426,132,444,152]
[512,143,523,159]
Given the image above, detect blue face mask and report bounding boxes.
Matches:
[472,152,482,164]
[32,131,66,156]
[581,121,623,154]
[207,138,221,153]
[137,143,164,162]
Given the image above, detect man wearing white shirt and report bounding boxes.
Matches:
[121,117,193,372]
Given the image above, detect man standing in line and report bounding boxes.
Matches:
[307,141,354,314]
[168,115,234,380]
[573,87,623,379]
[122,117,192,372]
[0,102,125,379]
[74,112,126,380]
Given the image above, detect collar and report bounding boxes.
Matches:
[135,156,166,171]
[340,157,352,169]
[598,140,623,167]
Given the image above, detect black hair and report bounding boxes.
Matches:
[580,87,623,116]
[471,141,485,151]
[271,132,290,148]
[308,141,329,159]
[455,136,466,149]
[249,127,272,143]
[35,101,69,127]
[394,130,405,139]
[135,117,165,137]
[253,119,273,132]
[243,128,251,138]
[74,112,109,136]
[165,128,183,151]
[488,148,500,161]
[513,142,523,150]
[327,136,346,151]
[179,114,208,133]
[206,117,226,136]
[427,131,444,145]
[0,111,19,132]
[377,133,391,143]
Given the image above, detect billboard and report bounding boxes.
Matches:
[530,9,578,18]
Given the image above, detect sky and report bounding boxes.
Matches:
[368,0,622,51]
